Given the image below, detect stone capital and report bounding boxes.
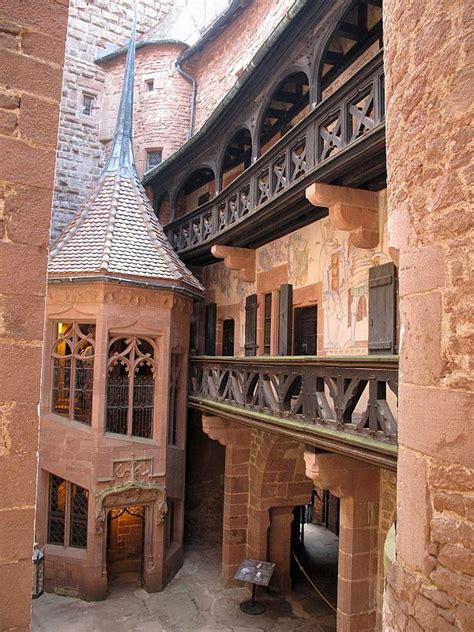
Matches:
[202,415,251,448]
[304,450,380,499]
[211,245,256,282]
[306,183,379,249]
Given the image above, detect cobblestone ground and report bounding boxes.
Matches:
[32,543,336,631]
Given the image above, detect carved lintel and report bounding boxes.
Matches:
[94,481,167,534]
[211,245,256,283]
[306,183,379,249]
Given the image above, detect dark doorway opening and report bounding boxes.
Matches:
[185,410,225,546]
[291,488,338,627]
[222,319,235,356]
[107,506,144,588]
[294,305,317,355]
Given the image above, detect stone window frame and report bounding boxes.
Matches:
[145,148,163,172]
[50,321,96,426]
[144,77,155,93]
[105,334,158,440]
[81,92,96,117]
[47,473,89,550]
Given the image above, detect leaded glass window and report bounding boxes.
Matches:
[47,474,88,549]
[106,336,156,439]
[51,322,95,425]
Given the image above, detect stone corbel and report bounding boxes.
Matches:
[304,449,379,498]
[306,183,379,249]
[211,245,256,283]
[202,415,251,448]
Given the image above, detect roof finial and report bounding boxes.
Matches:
[103,2,138,176]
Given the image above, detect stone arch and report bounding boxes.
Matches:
[95,481,167,535]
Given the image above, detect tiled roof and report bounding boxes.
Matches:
[49,7,204,297]
[48,172,204,295]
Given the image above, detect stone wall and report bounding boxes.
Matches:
[187,0,297,132]
[383,1,473,630]
[0,1,68,629]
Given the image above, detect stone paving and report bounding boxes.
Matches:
[32,541,337,632]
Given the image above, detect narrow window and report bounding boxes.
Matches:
[47,474,88,549]
[145,79,154,92]
[51,322,95,425]
[263,293,272,355]
[168,353,183,446]
[146,150,162,171]
[106,336,156,439]
[166,499,175,549]
[48,475,66,545]
[82,94,94,116]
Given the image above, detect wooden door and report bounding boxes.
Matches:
[368,262,398,354]
[222,319,235,356]
[244,294,257,356]
[204,303,216,356]
[279,284,293,355]
[294,305,317,355]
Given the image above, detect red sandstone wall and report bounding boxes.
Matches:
[383,1,473,629]
[0,1,68,629]
[187,0,296,131]
[99,44,192,178]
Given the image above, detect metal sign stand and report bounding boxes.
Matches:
[234,559,276,615]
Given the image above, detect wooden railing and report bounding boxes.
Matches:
[166,51,384,257]
[189,354,398,446]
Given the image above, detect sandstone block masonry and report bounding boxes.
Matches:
[51,0,172,240]
[0,1,68,629]
[383,0,473,630]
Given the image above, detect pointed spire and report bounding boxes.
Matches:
[103,6,137,176]
[48,0,204,298]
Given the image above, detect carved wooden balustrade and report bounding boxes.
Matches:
[189,354,398,447]
[166,52,384,258]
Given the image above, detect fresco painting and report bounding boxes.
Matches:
[205,194,390,355]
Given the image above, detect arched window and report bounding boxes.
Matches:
[258,71,310,157]
[318,0,383,102]
[51,322,95,425]
[220,128,252,189]
[175,167,216,218]
[106,336,156,439]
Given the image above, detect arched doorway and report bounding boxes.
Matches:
[107,505,145,588]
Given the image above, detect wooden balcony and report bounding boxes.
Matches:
[166,52,385,265]
[189,353,398,469]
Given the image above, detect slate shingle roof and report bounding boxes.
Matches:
[49,8,204,297]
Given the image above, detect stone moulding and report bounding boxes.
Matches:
[95,481,167,534]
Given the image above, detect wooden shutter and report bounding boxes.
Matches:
[244,294,258,356]
[279,283,293,355]
[204,303,216,355]
[368,262,397,354]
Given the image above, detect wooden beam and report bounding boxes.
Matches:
[337,21,366,41]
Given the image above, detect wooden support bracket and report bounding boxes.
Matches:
[211,244,256,282]
[306,183,379,249]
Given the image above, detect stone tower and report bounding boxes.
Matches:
[37,12,203,600]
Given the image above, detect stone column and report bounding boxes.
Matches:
[202,415,251,583]
[383,1,473,629]
[305,451,381,632]
[268,506,294,591]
